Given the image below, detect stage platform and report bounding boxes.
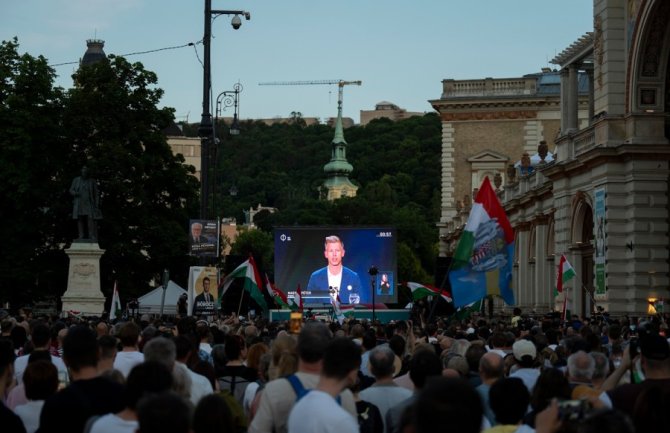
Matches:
[269,308,410,324]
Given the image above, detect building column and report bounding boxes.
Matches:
[567,64,579,132]
[516,222,532,309]
[534,219,550,311]
[439,121,456,256]
[560,68,569,134]
[586,67,595,125]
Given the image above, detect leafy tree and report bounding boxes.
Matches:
[62,55,200,297]
[0,38,68,305]
[0,39,200,306]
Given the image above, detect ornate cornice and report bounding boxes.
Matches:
[440,111,538,121]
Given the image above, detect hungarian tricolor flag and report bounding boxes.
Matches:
[110,281,122,320]
[406,282,452,303]
[555,254,576,295]
[556,254,576,321]
[449,177,515,308]
[265,274,291,309]
[291,284,303,312]
[220,256,268,313]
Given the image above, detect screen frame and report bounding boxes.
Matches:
[273,226,397,306]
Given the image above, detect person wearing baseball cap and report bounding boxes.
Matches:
[509,339,541,393]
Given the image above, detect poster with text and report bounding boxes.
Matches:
[189,219,220,257]
[188,266,219,317]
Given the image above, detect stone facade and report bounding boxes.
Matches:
[450,0,670,317]
[431,74,590,259]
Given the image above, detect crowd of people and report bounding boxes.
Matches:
[0,306,668,433]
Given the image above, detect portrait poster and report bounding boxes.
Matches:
[188,266,219,316]
[189,219,220,257]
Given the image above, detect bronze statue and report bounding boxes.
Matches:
[70,166,102,241]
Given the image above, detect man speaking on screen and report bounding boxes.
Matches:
[307,235,362,304]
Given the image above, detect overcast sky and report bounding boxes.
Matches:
[3,0,593,123]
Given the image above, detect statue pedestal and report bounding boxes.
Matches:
[61,242,106,316]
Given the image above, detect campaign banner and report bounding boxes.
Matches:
[188,266,219,317]
[189,219,220,257]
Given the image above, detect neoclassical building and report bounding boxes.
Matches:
[433,0,670,317]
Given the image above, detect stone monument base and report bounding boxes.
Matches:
[61,242,105,316]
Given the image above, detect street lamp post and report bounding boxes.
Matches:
[215,82,243,136]
[198,0,250,219]
[212,82,243,216]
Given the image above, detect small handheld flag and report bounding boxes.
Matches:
[110,281,122,321]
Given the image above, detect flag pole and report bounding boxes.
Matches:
[237,282,246,316]
[426,258,455,325]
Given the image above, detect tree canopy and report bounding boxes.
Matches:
[0,39,199,306]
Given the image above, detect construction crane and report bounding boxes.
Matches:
[258,79,362,118]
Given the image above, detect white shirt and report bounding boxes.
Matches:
[249,372,357,433]
[243,381,260,416]
[288,390,358,433]
[89,413,138,433]
[113,350,144,378]
[327,270,343,300]
[14,400,44,433]
[199,342,212,355]
[176,362,214,406]
[359,383,412,431]
[14,353,67,385]
[509,368,541,393]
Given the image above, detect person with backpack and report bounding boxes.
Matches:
[249,322,357,433]
[287,337,361,433]
[217,334,257,406]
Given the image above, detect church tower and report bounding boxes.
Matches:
[322,95,358,200]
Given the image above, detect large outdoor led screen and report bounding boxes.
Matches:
[274,226,397,306]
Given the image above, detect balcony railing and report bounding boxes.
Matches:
[573,126,596,156]
[442,77,537,98]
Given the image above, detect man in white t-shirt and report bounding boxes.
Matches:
[14,322,67,385]
[287,337,360,433]
[112,322,144,378]
[174,335,213,405]
[306,236,362,304]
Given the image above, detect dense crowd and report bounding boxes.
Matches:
[0,307,668,433]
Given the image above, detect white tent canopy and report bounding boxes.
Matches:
[137,281,187,315]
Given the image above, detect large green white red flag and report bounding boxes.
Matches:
[449,177,515,308]
[219,256,268,313]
